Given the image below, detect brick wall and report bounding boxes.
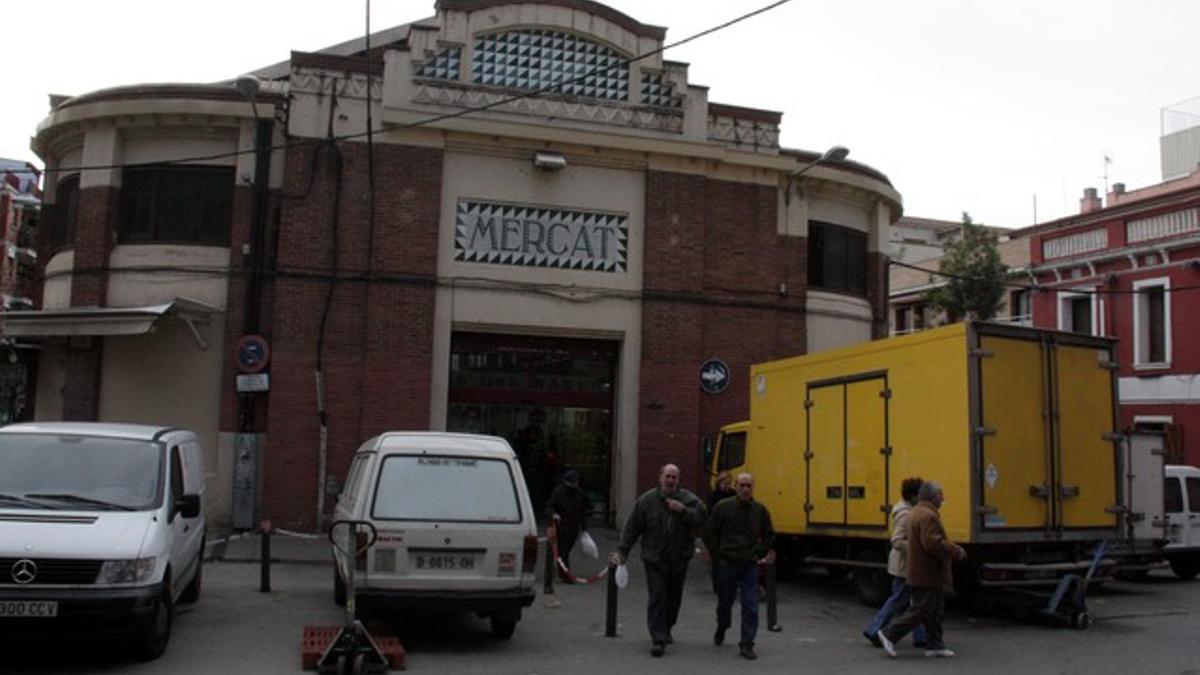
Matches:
[69,186,119,307]
[639,171,807,495]
[262,142,443,529]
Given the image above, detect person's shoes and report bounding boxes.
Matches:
[924,648,956,658]
[713,627,726,646]
[863,630,882,648]
[877,631,897,658]
[664,633,674,645]
[651,642,665,657]
[739,645,758,660]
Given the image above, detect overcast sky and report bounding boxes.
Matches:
[4,0,1198,227]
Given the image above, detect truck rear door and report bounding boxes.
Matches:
[806,374,888,529]
[1054,341,1118,529]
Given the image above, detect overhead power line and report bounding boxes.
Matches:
[889,258,1200,296]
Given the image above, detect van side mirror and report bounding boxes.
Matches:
[174,493,201,519]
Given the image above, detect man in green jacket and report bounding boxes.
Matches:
[611,463,706,657]
[703,472,775,660]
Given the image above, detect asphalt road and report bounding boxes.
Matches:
[5,539,1200,674]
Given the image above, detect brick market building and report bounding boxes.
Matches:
[12,0,902,529]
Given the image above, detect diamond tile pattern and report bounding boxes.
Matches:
[471,30,629,101]
[416,46,462,80]
[640,72,681,108]
[454,200,628,272]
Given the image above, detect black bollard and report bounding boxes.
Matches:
[259,521,272,593]
[605,562,618,637]
[543,535,555,595]
[765,559,781,631]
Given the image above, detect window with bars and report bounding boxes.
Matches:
[471,29,629,101]
[808,222,867,296]
[118,166,234,245]
[50,175,79,251]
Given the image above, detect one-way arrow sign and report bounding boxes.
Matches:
[700,359,730,394]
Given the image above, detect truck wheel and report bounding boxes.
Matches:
[490,608,521,639]
[334,566,347,606]
[1169,557,1200,581]
[853,567,891,607]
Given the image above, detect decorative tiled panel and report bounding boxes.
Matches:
[416,46,461,80]
[454,200,628,272]
[640,72,681,108]
[471,30,629,101]
[1042,228,1108,259]
[413,83,683,133]
[1126,207,1199,243]
[707,114,780,148]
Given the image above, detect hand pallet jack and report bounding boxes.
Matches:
[309,520,394,674]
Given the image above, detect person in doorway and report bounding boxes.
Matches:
[610,463,707,657]
[877,480,968,659]
[706,472,737,592]
[703,472,775,660]
[863,477,927,648]
[545,468,591,583]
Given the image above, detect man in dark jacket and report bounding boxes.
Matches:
[877,480,967,659]
[703,472,775,660]
[545,468,591,582]
[610,463,707,657]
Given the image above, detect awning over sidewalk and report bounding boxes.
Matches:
[1,297,219,349]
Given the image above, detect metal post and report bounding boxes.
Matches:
[259,520,271,593]
[605,562,618,637]
[543,532,555,595]
[766,561,781,632]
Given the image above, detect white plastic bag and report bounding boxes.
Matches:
[614,563,629,589]
[579,530,599,559]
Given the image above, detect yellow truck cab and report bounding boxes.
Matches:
[711,321,1125,607]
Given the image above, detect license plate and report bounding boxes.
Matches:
[0,601,58,618]
[412,552,478,571]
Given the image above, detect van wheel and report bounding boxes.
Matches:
[490,608,520,639]
[853,567,891,607]
[133,588,173,661]
[1170,557,1200,580]
[180,547,204,604]
[334,567,347,606]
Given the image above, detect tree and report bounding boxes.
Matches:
[926,213,1008,321]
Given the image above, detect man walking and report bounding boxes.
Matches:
[703,472,775,660]
[545,468,590,582]
[610,463,706,657]
[877,480,967,659]
[863,477,927,648]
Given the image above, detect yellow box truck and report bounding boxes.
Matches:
[710,321,1121,611]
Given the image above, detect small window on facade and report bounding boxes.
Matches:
[1134,280,1169,365]
[1059,293,1093,334]
[50,175,79,250]
[1009,289,1031,326]
[1166,477,1183,514]
[717,431,747,471]
[808,222,867,295]
[119,165,234,245]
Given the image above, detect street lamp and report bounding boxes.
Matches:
[784,145,849,205]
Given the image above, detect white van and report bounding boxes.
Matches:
[1164,464,1200,579]
[0,422,206,660]
[332,432,538,638]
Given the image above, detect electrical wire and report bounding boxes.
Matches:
[889,258,1200,296]
[33,0,797,176]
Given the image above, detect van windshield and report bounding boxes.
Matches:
[372,455,522,523]
[0,434,163,511]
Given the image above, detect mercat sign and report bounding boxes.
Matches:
[454,200,628,272]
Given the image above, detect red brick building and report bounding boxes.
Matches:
[1027,173,1200,465]
[12,0,902,529]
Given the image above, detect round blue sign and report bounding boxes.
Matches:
[699,359,730,395]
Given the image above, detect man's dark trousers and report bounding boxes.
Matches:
[644,561,687,643]
[715,560,759,648]
[883,585,945,649]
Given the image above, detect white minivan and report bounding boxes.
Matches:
[0,422,206,660]
[1165,464,1200,579]
[333,432,538,638]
